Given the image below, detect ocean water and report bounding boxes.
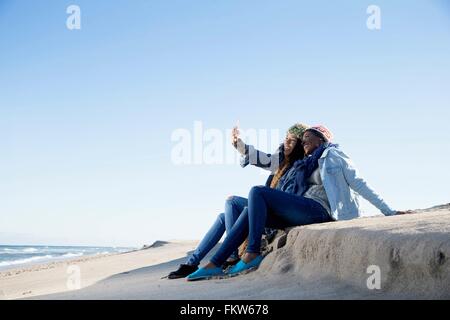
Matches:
[0,245,136,271]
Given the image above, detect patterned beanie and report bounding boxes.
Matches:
[306,125,334,142]
[287,123,310,140]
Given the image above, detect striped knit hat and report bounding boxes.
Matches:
[306,125,334,142]
[287,123,310,140]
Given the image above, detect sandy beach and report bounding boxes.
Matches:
[0,241,199,300]
[1,205,449,300]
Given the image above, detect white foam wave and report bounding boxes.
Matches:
[60,253,84,258]
[0,247,40,254]
[0,255,54,268]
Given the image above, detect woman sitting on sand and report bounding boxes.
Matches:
[166,123,310,279]
[187,125,409,281]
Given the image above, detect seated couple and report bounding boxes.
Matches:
[167,123,409,281]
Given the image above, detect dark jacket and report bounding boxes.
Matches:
[240,143,285,187]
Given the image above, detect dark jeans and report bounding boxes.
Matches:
[186,196,248,266]
[210,186,332,267]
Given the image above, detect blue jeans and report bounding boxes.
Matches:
[186,196,248,266]
[210,186,332,267]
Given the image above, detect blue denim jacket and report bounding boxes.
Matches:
[319,147,396,220]
[240,144,284,187]
[239,144,298,192]
[240,144,284,174]
[239,144,284,238]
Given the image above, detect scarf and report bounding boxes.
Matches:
[291,142,338,196]
[269,158,291,189]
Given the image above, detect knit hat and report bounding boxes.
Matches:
[306,125,334,142]
[287,123,310,140]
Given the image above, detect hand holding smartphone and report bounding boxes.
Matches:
[231,120,240,147]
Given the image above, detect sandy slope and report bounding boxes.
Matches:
[0,241,198,300]
[2,205,449,300]
[260,208,450,299]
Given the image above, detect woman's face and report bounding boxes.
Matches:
[284,133,299,157]
[302,131,324,155]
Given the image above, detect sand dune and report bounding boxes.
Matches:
[0,241,198,300]
[260,207,450,299]
[1,205,449,300]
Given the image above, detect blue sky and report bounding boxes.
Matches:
[1,0,449,247]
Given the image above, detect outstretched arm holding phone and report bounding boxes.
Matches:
[231,123,283,174]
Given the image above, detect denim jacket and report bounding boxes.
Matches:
[240,144,284,187]
[239,144,284,238]
[240,144,284,174]
[319,147,396,220]
[239,144,304,193]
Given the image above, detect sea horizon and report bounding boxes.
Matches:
[0,244,138,271]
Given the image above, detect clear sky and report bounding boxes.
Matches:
[1,0,449,247]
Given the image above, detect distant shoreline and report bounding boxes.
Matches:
[0,240,199,300]
[0,244,138,273]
